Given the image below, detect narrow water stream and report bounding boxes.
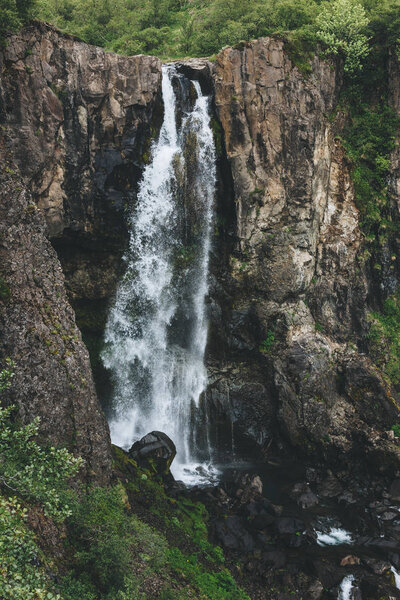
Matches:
[102,65,216,482]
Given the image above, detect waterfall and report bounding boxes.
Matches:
[102,65,216,482]
[337,575,355,600]
[391,566,400,590]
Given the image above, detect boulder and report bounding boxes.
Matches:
[129,431,176,474]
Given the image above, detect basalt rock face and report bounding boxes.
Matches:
[208,38,400,471]
[1,23,400,480]
[0,22,162,406]
[0,23,162,480]
[0,159,112,484]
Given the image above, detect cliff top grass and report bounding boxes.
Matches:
[1,0,400,66]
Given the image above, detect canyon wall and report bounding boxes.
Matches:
[207,38,400,472]
[0,23,162,480]
[1,24,400,477]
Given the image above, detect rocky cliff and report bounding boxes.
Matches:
[1,24,400,481]
[0,22,162,480]
[207,38,400,473]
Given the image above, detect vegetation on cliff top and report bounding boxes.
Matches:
[0,0,399,64]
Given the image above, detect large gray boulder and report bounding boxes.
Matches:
[129,431,176,475]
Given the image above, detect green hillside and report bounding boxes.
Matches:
[1,0,400,62]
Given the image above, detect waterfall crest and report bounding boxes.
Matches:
[102,65,216,481]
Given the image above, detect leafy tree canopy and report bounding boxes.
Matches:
[0,0,397,66]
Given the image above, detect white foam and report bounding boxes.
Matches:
[391,566,400,590]
[338,575,355,600]
[316,527,353,546]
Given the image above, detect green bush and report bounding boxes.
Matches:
[0,364,79,600]
[0,0,35,45]
[0,403,83,519]
[341,102,400,237]
[63,484,168,596]
[316,0,371,73]
[168,547,250,600]
[0,496,61,600]
[368,290,400,385]
[259,329,275,354]
[392,423,400,438]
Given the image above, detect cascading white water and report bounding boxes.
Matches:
[391,566,400,590]
[102,65,216,482]
[337,575,355,600]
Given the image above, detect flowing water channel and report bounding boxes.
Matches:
[102,65,216,482]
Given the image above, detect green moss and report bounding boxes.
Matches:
[0,276,10,301]
[368,290,400,386]
[282,29,316,76]
[341,103,400,241]
[167,548,250,600]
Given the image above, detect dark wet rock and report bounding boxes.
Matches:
[129,431,176,474]
[291,482,319,509]
[364,558,392,575]
[307,581,324,600]
[312,559,345,590]
[174,58,214,96]
[215,515,255,553]
[381,510,399,521]
[251,513,275,530]
[233,473,263,504]
[360,575,400,599]
[390,479,400,501]
[338,490,358,505]
[275,517,305,535]
[318,473,343,498]
[262,549,286,569]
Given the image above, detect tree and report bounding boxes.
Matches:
[316,0,371,73]
[0,0,36,46]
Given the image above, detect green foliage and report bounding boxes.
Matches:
[11,0,393,67]
[366,0,400,56]
[0,358,14,391]
[0,403,83,519]
[368,290,400,385]
[0,0,35,45]
[168,547,250,600]
[259,329,275,354]
[62,485,167,597]
[62,484,168,596]
[341,102,400,237]
[0,364,80,600]
[392,423,400,438]
[316,0,370,73]
[0,496,61,600]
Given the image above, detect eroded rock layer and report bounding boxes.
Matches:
[208,38,400,471]
[0,23,162,480]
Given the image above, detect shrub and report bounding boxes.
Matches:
[259,330,275,354]
[392,424,400,438]
[0,496,61,600]
[368,291,400,385]
[63,484,168,595]
[0,403,83,519]
[316,0,370,73]
[0,364,80,600]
